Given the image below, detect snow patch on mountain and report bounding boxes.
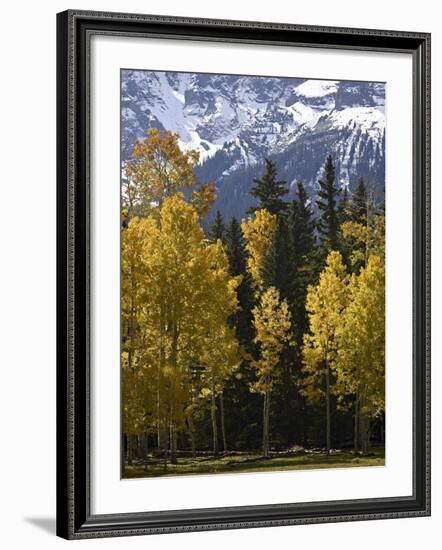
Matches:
[294,80,338,98]
[121,70,385,220]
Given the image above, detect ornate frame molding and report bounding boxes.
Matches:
[56,10,430,539]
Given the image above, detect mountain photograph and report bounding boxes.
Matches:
[122,70,385,221]
[120,69,385,478]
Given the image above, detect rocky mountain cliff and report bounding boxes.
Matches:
[121,70,385,221]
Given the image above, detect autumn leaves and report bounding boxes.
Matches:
[121,128,385,470]
[122,130,240,463]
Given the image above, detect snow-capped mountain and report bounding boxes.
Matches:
[121,70,385,221]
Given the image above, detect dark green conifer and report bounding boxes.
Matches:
[247,158,289,217]
[209,209,226,243]
[316,155,341,253]
[261,217,293,302]
[350,177,368,224]
[225,217,255,349]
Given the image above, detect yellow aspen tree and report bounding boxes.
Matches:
[251,286,293,457]
[124,194,241,463]
[241,209,277,288]
[200,323,241,455]
[341,212,385,271]
[121,216,161,464]
[336,255,385,452]
[189,182,217,219]
[199,240,241,455]
[151,194,207,462]
[302,250,348,454]
[122,350,157,467]
[124,127,215,218]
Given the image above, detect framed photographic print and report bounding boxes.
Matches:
[56,10,431,539]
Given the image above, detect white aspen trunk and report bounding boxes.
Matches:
[187,413,196,458]
[144,432,149,472]
[263,391,271,457]
[325,360,331,455]
[211,382,219,456]
[127,435,133,466]
[359,385,370,453]
[354,398,359,451]
[220,393,227,453]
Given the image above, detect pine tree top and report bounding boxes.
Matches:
[225,217,247,276]
[316,155,341,251]
[209,209,226,242]
[247,158,289,217]
[350,177,369,223]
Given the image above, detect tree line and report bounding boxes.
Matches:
[121,128,385,469]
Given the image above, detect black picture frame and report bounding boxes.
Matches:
[56,9,431,539]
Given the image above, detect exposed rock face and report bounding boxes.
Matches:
[122,70,385,220]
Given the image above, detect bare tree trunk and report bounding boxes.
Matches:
[220,393,227,453]
[359,415,370,454]
[263,391,271,457]
[169,409,177,464]
[359,387,370,453]
[188,416,196,458]
[211,383,219,456]
[169,314,179,465]
[301,398,308,448]
[325,361,331,455]
[144,432,149,472]
[172,430,178,463]
[122,433,126,471]
[354,399,359,451]
[127,434,133,466]
[190,431,196,458]
[283,365,291,447]
[157,365,161,451]
[157,303,166,453]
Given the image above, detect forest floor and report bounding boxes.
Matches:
[123,448,385,478]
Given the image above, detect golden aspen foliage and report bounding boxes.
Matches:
[190,182,217,218]
[302,251,349,404]
[251,287,293,395]
[241,209,277,288]
[335,255,385,419]
[341,213,385,270]
[251,286,293,456]
[124,128,215,218]
[121,193,240,444]
[122,351,155,437]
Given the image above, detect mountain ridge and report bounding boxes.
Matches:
[121,70,385,221]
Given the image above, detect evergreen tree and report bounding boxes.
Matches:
[337,187,351,225]
[337,187,352,269]
[247,158,289,217]
[223,217,260,451]
[350,177,368,224]
[286,183,317,445]
[287,183,316,336]
[289,182,316,267]
[225,217,246,275]
[261,217,293,302]
[316,155,341,252]
[261,217,299,447]
[225,217,255,348]
[209,209,226,243]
